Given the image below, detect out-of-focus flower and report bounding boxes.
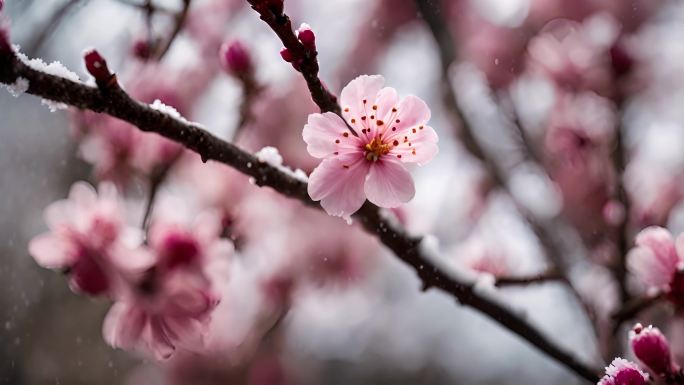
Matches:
[28,182,146,296]
[103,269,220,360]
[543,91,616,243]
[627,226,682,292]
[630,323,677,376]
[220,40,253,76]
[104,212,231,360]
[304,75,438,219]
[598,358,649,385]
[527,16,619,96]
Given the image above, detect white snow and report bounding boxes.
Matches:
[41,99,68,112]
[15,50,80,82]
[149,99,190,124]
[255,146,309,183]
[2,77,29,97]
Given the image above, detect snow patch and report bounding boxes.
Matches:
[2,77,28,97]
[149,99,190,124]
[15,50,80,82]
[255,146,309,183]
[41,99,68,112]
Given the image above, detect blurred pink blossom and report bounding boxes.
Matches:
[28,182,146,296]
[599,358,649,385]
[304,75,438,219]
[627,226,683,294]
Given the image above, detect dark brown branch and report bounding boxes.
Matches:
[245,0,339,115]
[0,46,598,383]
[495,269,564,287]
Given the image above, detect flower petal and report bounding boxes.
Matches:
[390,125,439,166]
[628,247,675,289]
[103,302,147,350]
[308,153,369,218]
[340,75,384,127]
[635,226,680,277]
[364,158,415,208]
[302,112,362,158]
[387,95,431,137]
[28,233,74,269]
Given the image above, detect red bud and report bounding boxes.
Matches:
[630,324,674,376]
[83,49,112,85]
[296,23,316,51]
[279,47,294,63]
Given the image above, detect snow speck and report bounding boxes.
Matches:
[2,77,28,97]
[41,99,68,112]
[149,99,190,124]
[255,146,309,183]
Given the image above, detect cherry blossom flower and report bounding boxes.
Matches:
[103,269,220,360]
[28,182,146,296]
[598,358,649,385]
[103,213,231,359]
[303,75,438,219]
[627,226,683,292]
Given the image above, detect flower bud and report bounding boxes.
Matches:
[220,40,252,76]
[630,324,674,376]
[132,39,152,60]
[83,49,112,86]
[296,23,316,51]
[600,358,649,385]
[0,24,11,55]
[279,47,294,63]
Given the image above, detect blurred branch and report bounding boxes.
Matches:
[611,292,664,333]
[26,0,86,55]
[141,159,178,232]
[413,0,592,310]
[495,269,563,287]
[153,0,191,60]
[245,0,340,115]
[0,45,598,383]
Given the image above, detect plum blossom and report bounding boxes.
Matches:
[28,182,145,296]
[627,226,683,294]
[303,75,438,219]
[103,212,231,359]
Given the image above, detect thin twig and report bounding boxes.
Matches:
[611,293,664,333]
[26,0,85,54]
[153,0,191,60]
[495,269,563,287]
[0,48,598,383]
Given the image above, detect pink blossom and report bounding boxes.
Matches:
[627,226,682,291]
[28,182,146,296]
[303,75,438,219]
[103,213,231,359]
[599,358,649,385]
[103,270,220,360]
[630,323,676,376]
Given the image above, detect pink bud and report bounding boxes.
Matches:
[0,24,10,55]
[296,23,316,51]
[630,324,674,376]
[601,358,649,385]
[279,47,294,63]
[220,40,252,75]
[610,41,634,77]
[83,49,112,84]
[132,39,151,60]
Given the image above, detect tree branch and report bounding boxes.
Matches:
[0,43,598,385]
[495,269,563,287]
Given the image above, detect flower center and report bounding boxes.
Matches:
[364,137,391,161]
